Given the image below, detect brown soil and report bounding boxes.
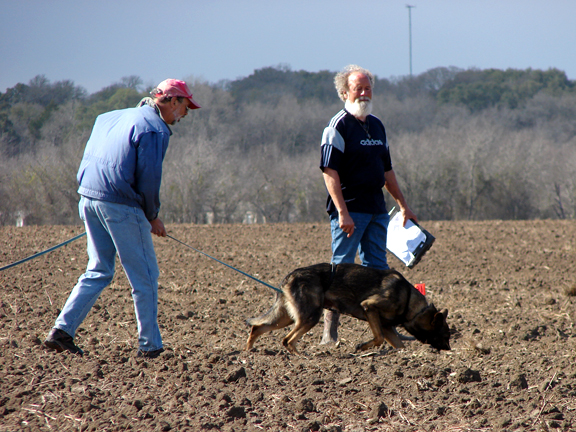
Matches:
[1,221,576,431]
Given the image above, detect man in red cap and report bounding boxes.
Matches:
[44,79,200,359]
[148,79,201,122]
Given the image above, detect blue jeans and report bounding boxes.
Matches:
[330,211,390,270]
[55,197,162,351]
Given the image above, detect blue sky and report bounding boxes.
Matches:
[2,0,575,94]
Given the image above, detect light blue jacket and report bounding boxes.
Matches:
[77,103,171,221]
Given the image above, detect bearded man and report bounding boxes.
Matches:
[319,65,417,344]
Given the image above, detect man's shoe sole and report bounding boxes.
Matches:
[136,348,164,359]
[44,340,84,356]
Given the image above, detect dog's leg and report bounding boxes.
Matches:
[281,321,317,354]
[357,307,386,350]
[357,299,405,351]
[381,326,405,349]
[281,307,323,354]
[246,314,294,351]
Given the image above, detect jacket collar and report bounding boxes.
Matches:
[137,97,173,135]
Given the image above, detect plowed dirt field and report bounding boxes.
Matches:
[1,221,576,431]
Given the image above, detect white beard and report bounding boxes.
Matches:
[171,109,183,125]
[345,98,373,119]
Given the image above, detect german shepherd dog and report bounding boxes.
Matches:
[246,263,450,354]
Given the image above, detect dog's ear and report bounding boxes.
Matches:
[432,310,448,329]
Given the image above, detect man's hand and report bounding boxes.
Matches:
[384,169,418,227]
[150,218,167,237]
[339,212,355,237]
[400,207,418,227]
[323,168,355,237]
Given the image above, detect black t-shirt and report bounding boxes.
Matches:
[320,109,392,214]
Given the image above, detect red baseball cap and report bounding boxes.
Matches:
[151,79,201,109]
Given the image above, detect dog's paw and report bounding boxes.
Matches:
[355,341,375,352]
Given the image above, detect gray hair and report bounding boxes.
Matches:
[149,87,186,105]
[334,65,375,102]
[153,94,186,105]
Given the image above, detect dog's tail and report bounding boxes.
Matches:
[246,291,288,326]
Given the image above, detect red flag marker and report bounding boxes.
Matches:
[415,283,426,295]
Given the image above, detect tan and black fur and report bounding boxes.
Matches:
[246,263,450,354]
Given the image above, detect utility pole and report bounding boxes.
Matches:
[406,4,415,76]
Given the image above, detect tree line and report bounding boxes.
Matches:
[1,66,575,226]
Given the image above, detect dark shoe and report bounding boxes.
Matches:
[136,348,164,359]
[44,328,84,356]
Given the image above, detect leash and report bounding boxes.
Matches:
[0,232,87,272]
[166,234,282,293]
[0,230,282,294]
